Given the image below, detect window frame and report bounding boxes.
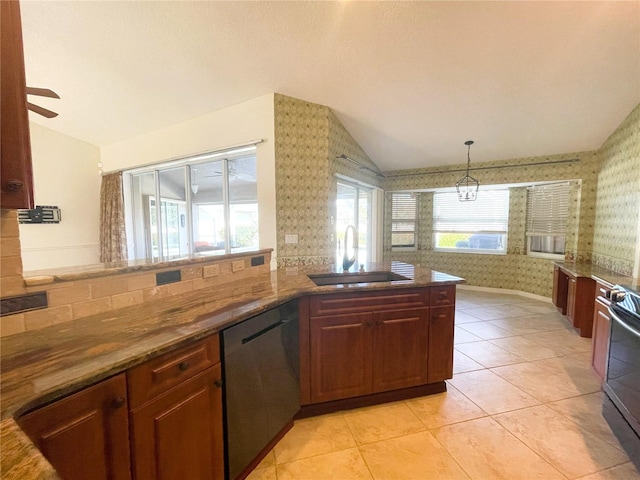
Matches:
[123,146,258,262]
[432,189,510,255]
[390,192,419,251]
[526,182,569,260]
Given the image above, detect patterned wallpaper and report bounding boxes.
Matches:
[274,94,381,267]
[272,94,639,296]
[274,95,332,266]
[592,104,640,276]
[383,151,598,297]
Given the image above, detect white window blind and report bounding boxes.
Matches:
[526,183,570,236]
[433,190,510,233]
[433,189,509,253]
[391,192,418,248]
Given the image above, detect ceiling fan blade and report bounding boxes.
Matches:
[27,102,58,118]
[26,87,60,99]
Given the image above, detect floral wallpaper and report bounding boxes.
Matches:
[383,151,598,297]
[273,94,638,295]
[592,104,640,276]
[274,94,381,268]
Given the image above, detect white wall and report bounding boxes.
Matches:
[100,93,278,268]
[20,123,102,271]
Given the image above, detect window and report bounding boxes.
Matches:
[391,192,418,249]
[124,147,258,261]
[336,180,374,264]
[433,189,509,254]
[526,183,569,259]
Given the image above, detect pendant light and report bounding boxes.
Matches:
[456,140,479,201]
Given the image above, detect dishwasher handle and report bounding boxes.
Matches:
[241,319,290,345]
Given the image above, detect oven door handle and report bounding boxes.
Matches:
[609,308,640,337]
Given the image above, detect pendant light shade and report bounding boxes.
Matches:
[456,140,479,201]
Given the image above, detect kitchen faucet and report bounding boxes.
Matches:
[342,225,358,271]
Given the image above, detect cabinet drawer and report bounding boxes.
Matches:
[430,286,456,307]
[309,288,429,316]
[128,334,220,408]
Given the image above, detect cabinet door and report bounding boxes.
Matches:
[310,312,372,403]
[428,306,455,383]
[18,374,131,480]
[372,308,429,393]
[1,0,34,209]
[552,266,568,314]
[567,277,577,325]
[130,365,224,480]
[591,298,611,383]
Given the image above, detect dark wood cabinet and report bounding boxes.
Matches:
[305,286,455,405]
[552,265,596,337]
[309,312,373,403]
[591,280,613,383]
[17,335,224,480]
[552,265,568,315]
[567,276,577,324]
[428,306,455,383]
[1,0,35,209]
[372,308,429,393]
[128,334,224,480]
[130,365,224,480]
[18,374,132,480]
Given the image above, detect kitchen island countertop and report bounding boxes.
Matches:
[0,261,464,480]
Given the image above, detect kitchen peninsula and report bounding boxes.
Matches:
[0,256,464,480]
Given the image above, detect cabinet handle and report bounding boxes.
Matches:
[214,379,223,388]
[178,361,190,371]
[5,179,24,191]
[111,397,126,409]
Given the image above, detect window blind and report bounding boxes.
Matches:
[391,192,418,247]
[526,183,569,236]
[433,190,510,233]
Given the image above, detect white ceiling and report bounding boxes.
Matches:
[20,1,640,171]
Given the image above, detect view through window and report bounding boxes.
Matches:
[123,147,258,261]
[433,189,510,254]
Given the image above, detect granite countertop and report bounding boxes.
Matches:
[555,261,639,294]
[0,261,464,480]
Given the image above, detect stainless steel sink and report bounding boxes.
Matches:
[307,271,410,286]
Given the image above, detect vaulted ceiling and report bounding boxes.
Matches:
[20,1,640,171]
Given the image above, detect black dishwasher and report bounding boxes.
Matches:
[221,300,300,480]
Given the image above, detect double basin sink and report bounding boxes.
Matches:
[308,271,410,286]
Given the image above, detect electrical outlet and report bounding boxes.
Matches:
[285,234,298,244]
[232,260,245,272]
[203,264,220,278]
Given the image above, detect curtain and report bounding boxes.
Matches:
[99,172,127,263]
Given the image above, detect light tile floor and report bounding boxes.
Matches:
[247,288,640,480]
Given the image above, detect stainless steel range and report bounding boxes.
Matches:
[603,285,640,468]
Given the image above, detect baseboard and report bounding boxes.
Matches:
[457,284,552,303]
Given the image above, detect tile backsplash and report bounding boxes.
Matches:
[0,249,270,338]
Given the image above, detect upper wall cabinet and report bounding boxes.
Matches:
[1,0,35,209]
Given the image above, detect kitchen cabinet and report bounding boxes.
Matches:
[372,308,429,392]
[18,335,223,480]
[552,265,596,337]
[130,366,223,480]
[428,306,455,383]
[1,0,35,209]
[591,280,613,383]
[552,265,569,315]
[304,286,455,405]
[310,311,373,403]
[18,374,132,480]
[128,335,224,480]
